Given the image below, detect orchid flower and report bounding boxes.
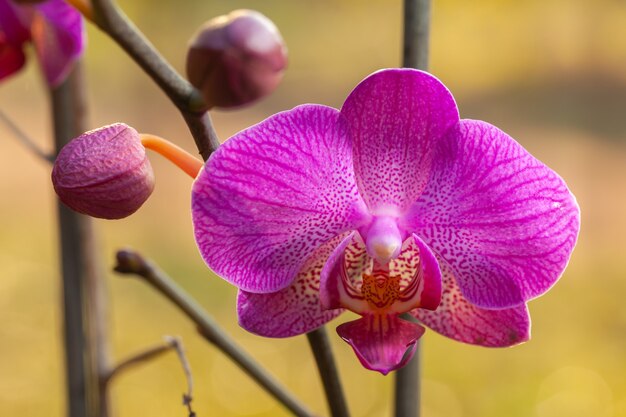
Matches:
[191,68,580,374]
[0,0,83,87]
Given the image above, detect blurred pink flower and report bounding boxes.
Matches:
[0,0,84,86]
[191,68,580,374]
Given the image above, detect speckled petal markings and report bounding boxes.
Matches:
[404,234,442,311]
[189,68,580,371]
[412,255,530,347]
[320,233,442,313]
[237,236,346,337]
[340,68,459,213]
[192,104,368,294]
[405,120,580,308]
[32,0,84,87]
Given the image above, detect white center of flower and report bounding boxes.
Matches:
[363,216,403,264]
[371,240,400,262]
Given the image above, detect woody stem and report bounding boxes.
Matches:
[113,249,315,417]
[88,0,219,161]
[307,328,351,417]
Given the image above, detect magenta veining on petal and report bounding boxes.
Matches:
[191,68,580,373]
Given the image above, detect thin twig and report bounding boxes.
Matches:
[106,339,173,382]
[113,249,315,417]
[167,337,196,417]
[106,336,195,416]
[0,108,54,162]
[306,328,350,417]
[87,0,219,161]
[395,2,431,417]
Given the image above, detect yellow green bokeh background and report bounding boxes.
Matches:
[2,0,626,416]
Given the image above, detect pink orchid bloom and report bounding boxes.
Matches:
[0,0,84,86]
[191,69,580,374]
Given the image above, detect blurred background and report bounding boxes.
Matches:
[1,0,625,416]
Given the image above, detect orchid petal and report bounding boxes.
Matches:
[192,104,368,293]
[337,314,425,375]
[391,234,441,312]
[319,232,369,313]
[31,0,84,87]
[0,35,26,81]
[340,68,459,214]
[405,120,580,308]
[412,255,530,347]
[237,236,345,337]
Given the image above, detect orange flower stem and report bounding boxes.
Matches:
[140,134,204,179]
[66,0,94,21]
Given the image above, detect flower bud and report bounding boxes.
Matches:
[52,123,155,219]
[186,9,287,109]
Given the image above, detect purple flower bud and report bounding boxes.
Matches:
[52,123,155,220]
[186,9,287,109]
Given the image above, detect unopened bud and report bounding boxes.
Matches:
[52,123,155,219]
[186,9,287,109]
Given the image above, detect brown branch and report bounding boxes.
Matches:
[394,313,423,417]
[168,336,196,417]
[0,108,54,162]
[106,339,171,382]
[306,328,350,417]
[87,0,219,161]
[106,336,195,416]
[113,248,315,417]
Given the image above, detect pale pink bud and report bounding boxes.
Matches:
[186,9,287,109]
[52,123,155,219]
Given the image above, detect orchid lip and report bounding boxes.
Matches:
[319,230,443,374]
[322,233,430,316]
[336,313,425,375]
